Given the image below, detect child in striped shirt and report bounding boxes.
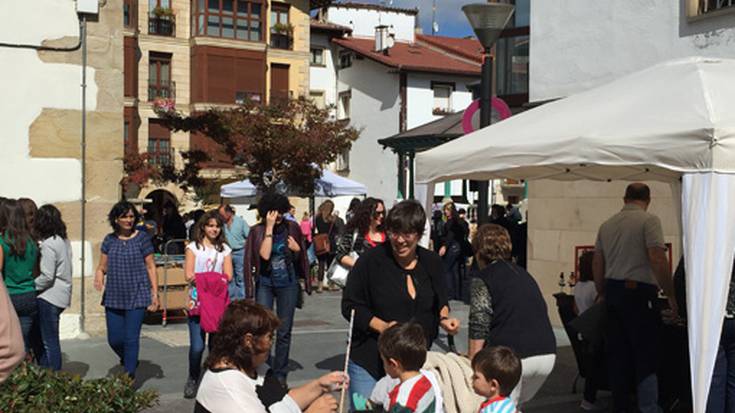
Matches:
[378,323,437,413]
[471,346,522,413]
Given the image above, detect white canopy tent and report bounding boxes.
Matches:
[415,57,735,412]
[220,169,368,199]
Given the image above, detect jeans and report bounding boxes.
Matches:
[188,316,211,380]
[229,248,245,300]
[605,280,662,413]
[105,307,146,377]
[348,359,378,411]
[257,276,298,381]
[10,291,43,361]
[442,242,462,300]
[38,298,65,371]
[706,318,735,412]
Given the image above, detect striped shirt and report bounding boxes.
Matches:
[387,372,436,413]
[479,396,517,413]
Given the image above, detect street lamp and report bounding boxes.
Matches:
[463,3,514,224]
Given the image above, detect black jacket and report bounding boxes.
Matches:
[341,243,449,379]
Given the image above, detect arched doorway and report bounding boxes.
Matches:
[144,189,185,253]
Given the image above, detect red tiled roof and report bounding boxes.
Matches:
[310,19,352,33]
[332,37,481,76]
[416,34,483,63]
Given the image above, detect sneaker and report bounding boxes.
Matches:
[580,400,605,411]
[184,377,198,399]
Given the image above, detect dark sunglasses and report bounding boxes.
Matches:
[373,210,385,217]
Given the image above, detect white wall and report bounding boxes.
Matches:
[405,73,475,130]
[0,2,97,203]
[326,6,416,43]
[309,33,338,109]
[338,58,400,203]
[530,0,735,101]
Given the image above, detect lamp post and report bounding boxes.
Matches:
[463,3,514,224]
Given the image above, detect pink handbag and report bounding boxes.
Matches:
[195,271,230,333]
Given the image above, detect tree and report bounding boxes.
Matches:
[154,97,359,195]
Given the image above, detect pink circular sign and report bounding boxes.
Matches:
[461,98,512,134]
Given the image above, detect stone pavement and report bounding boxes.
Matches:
[60,291,604,413]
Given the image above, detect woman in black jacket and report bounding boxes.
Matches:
[341,200,460,409]
[438,202,469,301]
[468,224,556,408]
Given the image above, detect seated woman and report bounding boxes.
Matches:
[195,300,347,413]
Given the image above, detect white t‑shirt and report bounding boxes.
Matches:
[573,281,597,315]
[186,242,232,273]
[196,364,300,413]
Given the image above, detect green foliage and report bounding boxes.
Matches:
[0,362,158,413]
[157,96,360,196]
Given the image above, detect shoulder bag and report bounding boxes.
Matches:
[327,231,358,288]
[313,220,334,256]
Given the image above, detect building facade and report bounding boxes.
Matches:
[526,0,735,326]
[311,3,486,203]
[1,1,125,334]
[124,0,319,212]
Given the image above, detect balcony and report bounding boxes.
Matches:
[148,11,175,36]
[148,80,175,101]
[270,24,293,50]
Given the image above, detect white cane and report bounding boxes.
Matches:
[339,309,356,413]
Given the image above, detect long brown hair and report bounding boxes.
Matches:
[1,199,33,257]
[206,300,280,372]
[193,210,227,252]
[318,200,335,223]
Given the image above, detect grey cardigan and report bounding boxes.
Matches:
[35,236,73,308]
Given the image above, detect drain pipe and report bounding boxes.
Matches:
[80,14,88,333]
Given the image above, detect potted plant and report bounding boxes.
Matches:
[271,22,294,34]
[432,107,453,116]
[152,6,175,19]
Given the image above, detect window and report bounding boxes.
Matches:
[193,0,262,41]
[235,91,262,104]
[496,35,529,96]
[270,3,291,49]
[124,0,137,28]
[698,0,735,14]
[310,48,324,66]
[432,83,453,114]
[148,119,172,166]
[148,52,173,101]
[149,0,175,36]
[336,149,349,172]
[338,91,351,120]
[309,90,325,109]
[339,51,352,69]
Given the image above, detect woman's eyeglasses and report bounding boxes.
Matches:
[373,210,385,218]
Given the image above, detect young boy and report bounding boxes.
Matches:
[377,323,438,413]
[471,346,522,413]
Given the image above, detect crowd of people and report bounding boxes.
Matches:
[0,192,559,413]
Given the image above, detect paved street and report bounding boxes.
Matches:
[60,291,603,413]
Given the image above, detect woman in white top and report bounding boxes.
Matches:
[184,210,233,398]
[195,300,348,413]
[573,251,597,315]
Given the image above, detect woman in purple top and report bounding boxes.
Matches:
[94,201,159,378]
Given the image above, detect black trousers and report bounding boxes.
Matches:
[605,279,662,412]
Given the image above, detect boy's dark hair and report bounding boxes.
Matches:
[378,322,427,372]
[257,192,291,219]
[472,346,522,396]
[385,200,426,237]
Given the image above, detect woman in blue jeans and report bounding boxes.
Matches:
[182,210,233,398]
[342,200,460,408]
[0,198,42,361]
[34,205,73,371]
[244,192,309,386]
[94,201,159,379]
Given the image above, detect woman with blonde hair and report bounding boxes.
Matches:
[468,224,556,409]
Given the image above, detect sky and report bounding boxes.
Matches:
[354,0,530,38]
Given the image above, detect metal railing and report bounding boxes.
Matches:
[149,13,176,36]
[148,79,176,101]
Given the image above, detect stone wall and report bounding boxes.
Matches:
[527,180,681,327]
